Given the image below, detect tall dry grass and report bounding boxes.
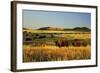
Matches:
[23,45,91,62]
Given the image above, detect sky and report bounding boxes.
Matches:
[23,10,91,29]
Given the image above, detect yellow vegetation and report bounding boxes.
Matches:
[23,45,91,62]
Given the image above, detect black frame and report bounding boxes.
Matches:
[11,1,98,72]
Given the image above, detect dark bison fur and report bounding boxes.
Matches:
[55,39,87,47]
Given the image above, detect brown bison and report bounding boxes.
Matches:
[55,39,88,47]
[55,40,69,48]
[72,39,87,47]
[72,39,81,47]
[81,41,87,47]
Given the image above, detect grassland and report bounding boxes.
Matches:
[23,29,90,34]
[23,45,91,62]
[23,28,91,62]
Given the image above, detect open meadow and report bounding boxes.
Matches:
[23,45,91,62]
[23,29,91,62]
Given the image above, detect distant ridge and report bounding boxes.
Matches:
[23,27,90,32]
[38,27,90,32]
[72,27,90,32]
[23,28,28,30]
[38,27,64,31]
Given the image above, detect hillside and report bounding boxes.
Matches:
[23,27,90,32]
[38,27,64,31]
[72,27,90,32]
[38,27,90,32]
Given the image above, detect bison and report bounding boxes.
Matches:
[55,40,69,48]
[55,39,88,47]
[72,39,81,47]
[55,40,62,48]
[81,41,87,47]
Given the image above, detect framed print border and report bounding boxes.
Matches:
[11,1,98,72]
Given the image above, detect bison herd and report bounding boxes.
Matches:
[55,39,89,48]
[24,39,89,48]
[23,31,90,48]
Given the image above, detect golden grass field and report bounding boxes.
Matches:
[23,45,91,62]
[23,29,90,34]
[23,29,91,62]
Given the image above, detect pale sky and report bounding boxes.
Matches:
[23,10,91,29]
